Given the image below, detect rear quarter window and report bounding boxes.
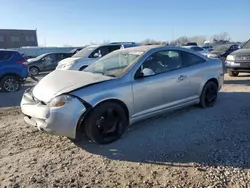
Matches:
[0,51,14,61]
[181,51,206,67]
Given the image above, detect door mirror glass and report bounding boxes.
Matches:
[142,68,155,77]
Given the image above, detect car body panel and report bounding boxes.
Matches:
[0,50,29,80]
[21,45,224,139]
[21,90,86,138]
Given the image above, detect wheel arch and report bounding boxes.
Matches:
[92,99,129,120]
[75,98,130,140]
[0,73,21,81]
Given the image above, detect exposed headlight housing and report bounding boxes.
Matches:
[49,95,75,107]
[226,55,235,61]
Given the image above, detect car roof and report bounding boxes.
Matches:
[117,45,204,53]
[0,49,18,53]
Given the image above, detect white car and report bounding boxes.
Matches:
[56,43,140,71]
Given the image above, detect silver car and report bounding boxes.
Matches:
[21,45,224,144]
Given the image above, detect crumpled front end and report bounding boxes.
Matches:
[20,88,86,138]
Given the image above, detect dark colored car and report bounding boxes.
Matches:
[0,50,29,92]
[225,39,250,77]
[182,42,198,46]
[210,44,241,60]
[28,52,73,76]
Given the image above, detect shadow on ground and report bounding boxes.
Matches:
[224,79,250,86]
[75,91,250,169]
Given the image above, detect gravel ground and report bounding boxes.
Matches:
[1,73,250,188]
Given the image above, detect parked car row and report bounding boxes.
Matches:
[21,45,224,144]
[1,40,249,93]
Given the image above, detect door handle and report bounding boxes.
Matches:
[178,75,187,81]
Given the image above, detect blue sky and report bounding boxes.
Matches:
[1,0,250,46]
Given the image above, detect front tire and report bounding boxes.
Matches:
[228,70,239,77]
[199,82,218,108]
[84,102,128,144]
[0,76,21,92]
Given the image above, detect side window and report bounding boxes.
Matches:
[108,45,121,52]
[44,54,56,64]
[0,51,13,61]
[56,53,67,61]
[89,46,110,58]
[181,51,205,67]
[140,50,182,75]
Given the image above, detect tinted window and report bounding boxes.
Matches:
[182,51,205,66]
[141,50,182,74]
[192,47,203,51]
[56,53,70,61]
[89,46,110,58]
[0,51,13,61]
[108,45,121,52]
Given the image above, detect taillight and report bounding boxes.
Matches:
[17,60,28,66]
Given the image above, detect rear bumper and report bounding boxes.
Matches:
[20,91,86,138]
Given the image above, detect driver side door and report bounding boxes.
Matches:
[131,50,191,121]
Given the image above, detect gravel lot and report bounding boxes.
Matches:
[1,73,250,188]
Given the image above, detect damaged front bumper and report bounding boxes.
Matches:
[20,89,86,139]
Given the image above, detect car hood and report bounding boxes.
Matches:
[27,58,39,64]
[32,70,114,103]
[58,57,86,65]
[231,49,250,56]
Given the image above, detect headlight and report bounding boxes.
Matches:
[49,95,74,107]
[206,54,219,58]
[226,55,235,61]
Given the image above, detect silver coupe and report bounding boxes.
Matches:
[21,45,224,144]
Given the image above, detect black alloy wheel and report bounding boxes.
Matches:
[85,102,127,144]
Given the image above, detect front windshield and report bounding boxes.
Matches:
[84,50,144,77]
[212,45,230,52]
[242,39,250,49]
[72,46,97,58]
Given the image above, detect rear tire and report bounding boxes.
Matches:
[199,81,218,108]
[0,76,21,92]
[84,102,128,144]
[29,66,39,76]
[228,70,239,77]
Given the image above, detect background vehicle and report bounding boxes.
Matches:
[181,42,198,46]
[182,45,208,53]
[201,45,213,51]
[28,52,73,76]
[11,46,84,59]
[225,39,250,77]
[0,50,29,92]
[21,45,223,144]
[209,44,241,60]
[56,43,140,71]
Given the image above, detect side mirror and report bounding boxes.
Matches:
[142,68,155,77]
